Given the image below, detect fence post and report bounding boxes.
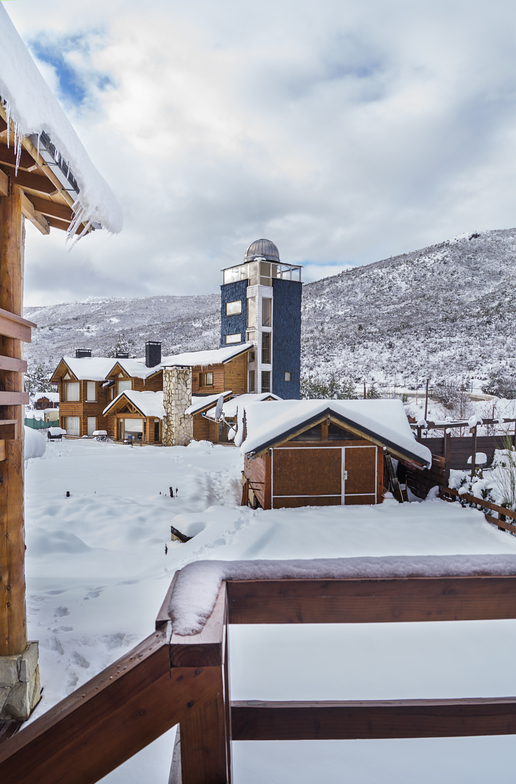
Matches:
[470,425,477,479]
[174,583,232,784]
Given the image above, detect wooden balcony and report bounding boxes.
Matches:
[3,562,516,782]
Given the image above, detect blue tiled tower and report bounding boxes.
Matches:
[220,239,302,398]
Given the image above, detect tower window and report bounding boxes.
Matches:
[247,296,256,327]
[226,300,242,316]
[262,297,272,327]
[248,370,255,393]
[261,333,271,364]
[261,371,270,393]
[225,333,241,344]
[284,372,291,382]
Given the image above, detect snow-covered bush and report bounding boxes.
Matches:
[449,468,496,505]
[490,445,516,510]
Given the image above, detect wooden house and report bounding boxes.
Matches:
[0,3,121,722]
[50,356,118,437]
[241,399,432,509]
[33,392,59,410]
[188,391,280,443]
[102,390,164,443]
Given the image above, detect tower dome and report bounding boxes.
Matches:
[244,238,280,263]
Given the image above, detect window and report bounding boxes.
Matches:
[261,333,271,364]
[292,424,321,442]
[200,372,214,386]
[225,333,241,344]
[87,417,97,436]
[261,370,270,393]
[65,416,80,436]
[65,382,80,402]
[226,300,242,316]
[248,370,255,393]
[328,423,355,441]
[262,298,272,327]
[86,381,96,402]
[118,379,132,396]
[284,372,291,382]
[247,297,256,328]
[250,351,256,363]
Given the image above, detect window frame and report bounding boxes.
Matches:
[225,333,241,344]
[226,300,242,316]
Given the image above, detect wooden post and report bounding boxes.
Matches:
[424,378,429,422]
[176,584,232,784]
[471,425,477,480]
[0,182,27,656]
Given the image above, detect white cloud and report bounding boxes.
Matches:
[6,0,516,306]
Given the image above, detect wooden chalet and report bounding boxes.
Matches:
[33,392,59,411]
[166,343,251,397]
[0,4,121,723]
[50,356,118,437]
[103,390,164,443]
[241,399,432,509]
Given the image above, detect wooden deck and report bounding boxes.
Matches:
[3,564,516,782]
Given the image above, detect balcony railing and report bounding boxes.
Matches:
[3,557,516,782]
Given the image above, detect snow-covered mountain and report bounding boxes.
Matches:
[25,227,516,388]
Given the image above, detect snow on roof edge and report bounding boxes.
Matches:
[0,6,122,235]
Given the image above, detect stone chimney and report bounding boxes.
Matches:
[162,367,193,446]
[145,341,161,368]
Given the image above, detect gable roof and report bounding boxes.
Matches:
[108,359,162,380]
[51,357,117,382]
[241,399,432,468]
[162,343,253,368]
[103,390,164,419]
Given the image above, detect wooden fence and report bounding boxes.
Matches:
[4,566,516,782]
[440,486,516,536]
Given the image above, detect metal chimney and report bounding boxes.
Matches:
[75,348,92,358]
[115,351,130,359]
[145,341,161,368]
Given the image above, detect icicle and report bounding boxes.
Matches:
[66,201,92,247]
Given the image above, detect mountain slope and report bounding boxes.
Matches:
[25,228,516,388]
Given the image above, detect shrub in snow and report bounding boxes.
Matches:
[449,468,496,506]
[490,445,516,510]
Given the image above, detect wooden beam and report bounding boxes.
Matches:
[0,144,38,172]
[0,357,27,373]
[226,576,516,625]
[0,310,34,343]
[0,169,7,198]
[0,441,6,463]
[29,196,73,223]
[231,697,516,741]
[2,169,57,196]
[20,192,50,235]
[0,392,29,406]
[0,629,223,784]
[0,183,26,656]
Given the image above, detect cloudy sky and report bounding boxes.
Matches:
[5,0,516,306]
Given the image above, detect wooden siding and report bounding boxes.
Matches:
[191,364,225,395]
[223,353,247,395]
[244,453,267,509]
[193,414,219,443]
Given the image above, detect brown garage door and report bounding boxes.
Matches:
[272,447,341,508]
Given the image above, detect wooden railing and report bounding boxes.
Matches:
[4,565,516,782]
[440,485,516,535]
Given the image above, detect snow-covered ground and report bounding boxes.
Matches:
[24,439,516,782]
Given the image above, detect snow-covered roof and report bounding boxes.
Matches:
[33,391,59,403]
[162,343,253,368]
[0,6,122,234]
[185,391,233,417]
[103,390,164,419]
[205,392,281,420]
[241,399,432,467]
[58,357,118,381]
[111,358,161,380]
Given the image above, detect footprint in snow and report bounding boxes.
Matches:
[72,651,90,669]
[54,606,70,617]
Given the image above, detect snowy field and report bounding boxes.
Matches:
[24,438,516,783]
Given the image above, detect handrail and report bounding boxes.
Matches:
[4,563,516,783]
